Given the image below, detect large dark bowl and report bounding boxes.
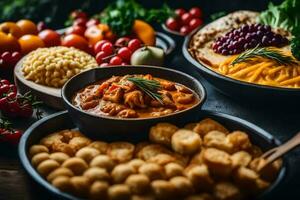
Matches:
[19,110,287,200]
[182,26,300,103]
[62,66,206,141]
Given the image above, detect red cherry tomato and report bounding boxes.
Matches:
[73,18,87,27]
[71,10,87,20]
[101,42,114,55]
[10,52,21,64]
[38,29,61,47]
[4,130,22,145]
[180,26,191,35]
[65,26,86,37]
[61,34,89,52]
[181,13,193,25]
[117,47,132,61]
[0,79,10,85]
[128,39,141,52]
[96,51,108,64]
[94,40,109,54]
[165,18,179,31]
[189,18,203,30]
[1,52,12,63]
[109,56,122,65]
[37,21,47,32]
[86,19,100,27]
[175,8,186,17]
[189,7,202,18]
[115,37,130,47]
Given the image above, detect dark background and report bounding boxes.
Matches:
[1,0,300,200]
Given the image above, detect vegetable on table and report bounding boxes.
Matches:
[132,20,156,46]
[130,46,164,66]
[0,118,22,145]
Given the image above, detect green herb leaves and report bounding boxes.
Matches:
[127,77,163,104]
[231,46,298,66]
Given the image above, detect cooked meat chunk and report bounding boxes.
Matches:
[124,90,146,109]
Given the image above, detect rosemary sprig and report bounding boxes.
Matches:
[231,46,298,66]
[127,77,163,104]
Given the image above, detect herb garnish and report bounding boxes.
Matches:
[231,46,298,66]
[127,77,163,104]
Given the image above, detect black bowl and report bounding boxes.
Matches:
[62,66,206,141]
[182,26,300,103]
[18,110,287,200]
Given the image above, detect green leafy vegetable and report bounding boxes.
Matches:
[210,11,227,21]
[231,46,298,66]
[127,77,163,104]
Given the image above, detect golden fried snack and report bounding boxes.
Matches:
[88,141,108,154]
[127,159,145,171]
[111,164,136,183]
[231,151,252,168]
[193,118,229,137]
[40,132,63,149]
[31,152,50,167]
[52,142,75,156]
[247,145,263,158]
[169,176,194,196]
[62,157,88,175]
[37,159,60,177]
[70,176,90,197]
[83,167,110,182]
[254,179,270,193]
[90,155,116,171]
[75,147,100,163]
[89,181,109,200]
[184,123,197,130]
[107,142,135,163]
[51,176,72,192]
[151,180,176,200]
[138,163,165,180]
[171,129,202,155]
[125,174,150,194]
[69,136,91,152]
[131,194,156,200]
[49,152,70,164]
[108,184,131,200]
[171,152,190,167]
[134,142,151,156]
[227,131,251,152]
[149,123,179,147]
[202,148,233,177]
[213,182,241,200]
[184,193,214,200]
[47,167,74,182]
[148,153,176,166]
[190,150,204,165]
[136,144,171,161]
[29,145,49,157]
[249,158,282,182]
[164,162,184,178]
[233,167,258,190]
[204,131,233,153]
[60,130,83,143]
[184,164,214,191]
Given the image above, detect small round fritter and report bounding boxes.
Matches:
[51,176,72,192]
[151,180,176,200]
[50,152,70,164]
[138,163,165,180]
[37,159,60,177]
[31,152,50,167]
[111,164,136,183]
[231,151,252,168]
[29,145,49,157]
[171,129,202,155]
[89,181,109,200]
[169,176,194,196]
[136,144,171,161]
[70,176,90,197]
[213,182,242,200]
[83,167,110,182]
[88,141,108,154]
[184,164,214,191]
[75,147,100,163]
[107,142,135,163]
[62,157,88,175]
[164,162,184,178]
[90,155,116,171]
[125,174,150,194]
[47,167,74,182]
[193,118,229,137]
[149,123,179,147]
[108,184,131,200]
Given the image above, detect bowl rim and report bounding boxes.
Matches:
[182,21,300,92]
[61,65,207,121]
[18,110,287,200]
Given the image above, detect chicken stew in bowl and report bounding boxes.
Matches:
[72,74,200,119]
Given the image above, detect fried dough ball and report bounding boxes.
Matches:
[51,176,72,192]
[75,147,100,163]
[131,194,156,200]
[149,123,179,147]
[84,167,110,182]
[193,118,229,137]
[127,159,145,171]
[88,141,108,154]
[69,136,91,152]
[90,155,116,171]
[184,193,214,200]
[204,131,233,153]
[29,145,49,157]
[134,142,151,156]
[138,163,165,180]
[213,182,242,200]
[171,129,202,155]
[125,174,150,194]
[172,152,190,167]
[49,152,70,164]
[136,144,171,161]
[233,167,258,190]
[111,164,136,183]
[227,131,251,152]
[59,130,83,143]
[164,162,184,178]
[31,152,50,167]
[89,181,109,200]
[247,145,263,158]
[62,157,88,175]
[249,158,282,182]
[107,142,135,163]
[231,151,252,168]
[52,142,75,156]
[108,184,131,200]
[40,132,63,149]
[184,164,214,191]
[184,123,197,130]
[37,159,60,176]
[151,180,176,200]
[70,176,90,197]
[47,167,74,182]
[148,153,176,166]
[254,178,270,193]
[169,176,194,196]
[203,148,232,177]
[190,150,204,165]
